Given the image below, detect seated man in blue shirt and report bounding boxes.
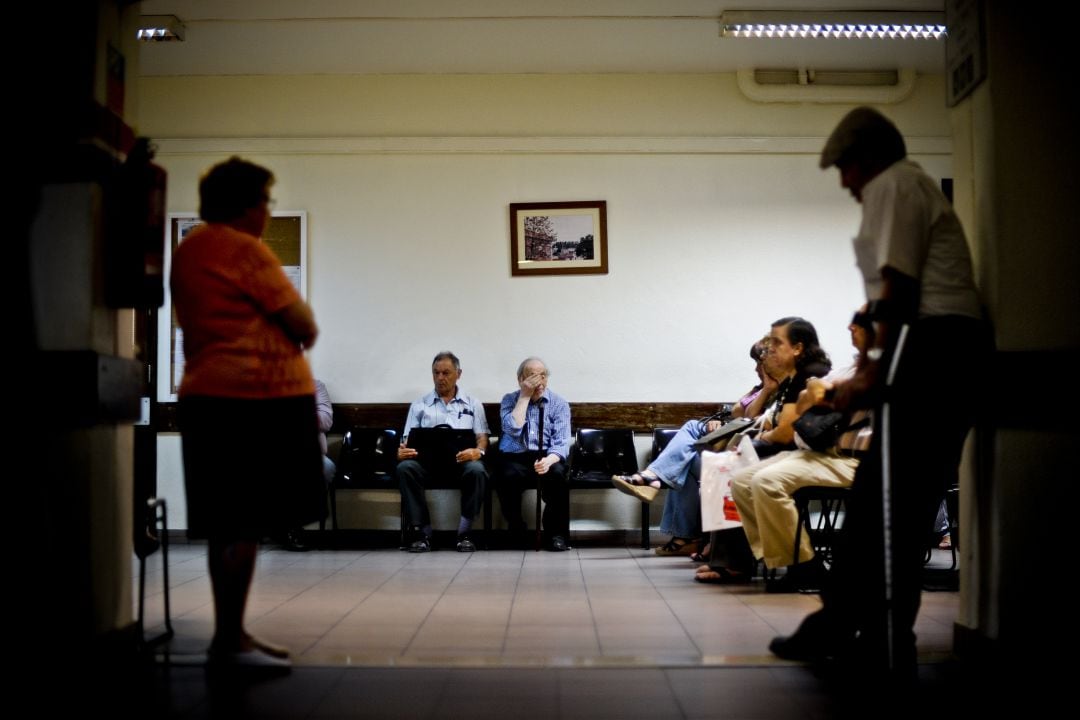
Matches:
[496,357,573,552]
[397,351,490,553]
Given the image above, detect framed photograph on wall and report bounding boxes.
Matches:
[157,211,307,401]
[509,201,608,276]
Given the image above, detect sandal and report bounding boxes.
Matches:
[611,473,661,503]
[689,541,712,563]
[694,566,751,585]
[655,537,698,557]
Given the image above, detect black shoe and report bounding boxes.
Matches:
[456,534,476,552]
[282,531,310,552]
[548,535,569,552]
[408,535,432,553]
[768,610,843,662]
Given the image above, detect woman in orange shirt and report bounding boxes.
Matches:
[171,157,322,670]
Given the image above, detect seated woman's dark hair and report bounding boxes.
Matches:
[199,156,274,223]
[749,336,768,362]
[771,316,831,372]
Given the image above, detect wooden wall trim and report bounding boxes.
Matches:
[155,401,727,434]
[151,352,1074,433]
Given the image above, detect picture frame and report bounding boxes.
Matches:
[157,211,307,401]
[509,201,608,276]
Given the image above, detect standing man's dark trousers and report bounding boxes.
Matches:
[814,315,990,674]
[397,459,488,528]
[497,453,569,540]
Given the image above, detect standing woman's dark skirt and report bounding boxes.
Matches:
[179,395,327,541]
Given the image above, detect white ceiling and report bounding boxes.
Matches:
[139,0,948,76]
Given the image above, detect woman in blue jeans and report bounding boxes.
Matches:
[612,337,774,555]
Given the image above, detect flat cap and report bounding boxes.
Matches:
[819,106,906,169]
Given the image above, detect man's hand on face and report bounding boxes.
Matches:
[519,373,544,399]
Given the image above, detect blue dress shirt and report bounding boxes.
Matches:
[498,388,571,461]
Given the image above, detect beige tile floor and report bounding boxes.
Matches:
[131,542,968,718]
[141,543,958,668]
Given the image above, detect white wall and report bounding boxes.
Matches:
[144,72,952,530]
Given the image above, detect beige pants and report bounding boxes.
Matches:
[730,450,858,569]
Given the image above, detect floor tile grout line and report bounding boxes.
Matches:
[301,664,350,720]
[243,549,379,651]
[580,546,634,655]
[500,551,528,654]
[399,551,478,657]
[628,551,707,659]
[662,666,692,720]
[290,549,419,656]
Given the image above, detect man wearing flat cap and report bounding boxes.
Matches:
[769,107,990,680]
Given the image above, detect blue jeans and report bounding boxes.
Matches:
[651,419,705,539]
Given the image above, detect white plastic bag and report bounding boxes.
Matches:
[699,434,759,531]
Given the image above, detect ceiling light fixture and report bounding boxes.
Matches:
[137,15,185,42]
[720,10,945,40]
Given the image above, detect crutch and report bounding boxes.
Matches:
[880,322,910,672]
[535,403,545,551]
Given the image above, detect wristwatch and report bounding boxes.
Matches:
[477,449,486,457]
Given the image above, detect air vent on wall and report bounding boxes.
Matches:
[736,67,915,104]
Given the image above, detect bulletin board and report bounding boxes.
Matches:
[157,212,307,401]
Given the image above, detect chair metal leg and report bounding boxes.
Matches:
[535,485,543,551]
[793,494,809,567]
[137,498,173,649]
[324,483,339,549]
[640,501,650,549]
[483,480,493,550]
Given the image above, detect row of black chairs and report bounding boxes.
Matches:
[324,427,680,549]
[320,427,955,589]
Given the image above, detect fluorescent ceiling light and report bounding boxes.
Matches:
[721,10,945,40]
[137,15,185,42]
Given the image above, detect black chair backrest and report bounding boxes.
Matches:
[650,428,679,460]
[570,428,638,479]
[336,427,398,487]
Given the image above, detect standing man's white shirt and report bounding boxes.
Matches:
[853,159,982,320]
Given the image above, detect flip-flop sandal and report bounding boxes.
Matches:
[689,542,712,563]
[694,567,751,585]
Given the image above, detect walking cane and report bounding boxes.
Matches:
[880,323,910,672]
[535,402,545,551]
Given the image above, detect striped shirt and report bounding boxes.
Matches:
[498,389,571,460]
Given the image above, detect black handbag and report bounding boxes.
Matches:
[691,416,754,451]
[792,406,847,452]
